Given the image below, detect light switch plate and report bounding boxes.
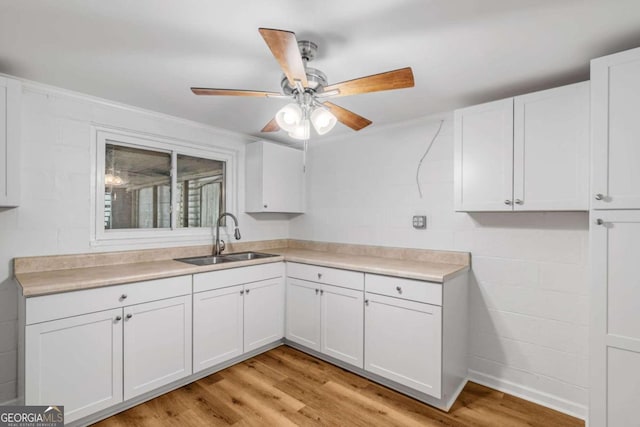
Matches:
[412,215,427,229]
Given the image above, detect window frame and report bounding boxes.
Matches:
[90,126,237,248]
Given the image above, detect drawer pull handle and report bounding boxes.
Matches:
[595,193,604,201]
[595,218,604,226]
[396,286,402,294]
[320,289,324,296]
[240,290,245,295]
[364,299,369,306]
[246,289,251,295]
[120,294,128,300]
[515,199,523,205]
[317,273,322,280]
[504,200,512,205]
[126,313,133,320]
[315,288,319,295]
[115,315,122,322]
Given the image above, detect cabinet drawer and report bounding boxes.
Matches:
[194,262,283,293]
[286,262,364,291]
[26,275,192,325]
[365,274,441,306]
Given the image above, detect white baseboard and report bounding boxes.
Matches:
[467,369,587,421]
[0,398,18,406]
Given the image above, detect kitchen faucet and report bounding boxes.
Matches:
[214,212,241,256]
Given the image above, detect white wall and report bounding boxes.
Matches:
[290,118,589,418]
[0,82,291,403]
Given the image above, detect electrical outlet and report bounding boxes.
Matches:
[412,215,427,229]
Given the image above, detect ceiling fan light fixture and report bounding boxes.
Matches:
[275,103,302,132]
[288,119,310,140]
[310,107,337,135]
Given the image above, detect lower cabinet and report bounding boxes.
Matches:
[23,276,193,424]
[25,308,123,422]
[193,285,244,371]
[192,263,285,373]
[123,295,192,400]
[364,293,442,398]
[286,274,364,368]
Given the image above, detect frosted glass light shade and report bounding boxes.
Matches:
[275,103,303,132]
[310,108,337,135]
[288,119,310,140]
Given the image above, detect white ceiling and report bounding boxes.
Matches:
[1,0,639,144]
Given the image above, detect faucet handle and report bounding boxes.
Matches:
[219,240,226,253]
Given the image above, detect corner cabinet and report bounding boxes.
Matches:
[454,82,589,212]
[245,140,305,213]
[192,263,284,373]
[285,263,365,368]
[591,47,640,210]
[0,76,21,207]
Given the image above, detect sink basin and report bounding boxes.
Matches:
[175,251,278,266]
[174,255,235,266]
[222,251,279,261]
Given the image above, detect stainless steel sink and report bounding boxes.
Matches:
[175,251,278,266]
[174,255,235,266]
[223,251,279,261]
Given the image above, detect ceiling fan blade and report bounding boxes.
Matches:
[323,67,414,97]
[323,102,372,131]
[261,118,280,132]
[259,28,309,88]
[191,88,281,97]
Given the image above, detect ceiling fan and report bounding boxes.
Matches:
[191,28,415,140]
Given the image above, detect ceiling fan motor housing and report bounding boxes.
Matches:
[281,40,327,95]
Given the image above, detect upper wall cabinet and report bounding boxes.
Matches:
[245,141,304,213]
[591,47,640,210]
[0,76,21,208]
[454,82,590,212]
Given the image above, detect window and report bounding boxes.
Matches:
[92,128,236,247]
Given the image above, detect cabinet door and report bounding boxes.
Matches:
[320,284,364,368]
[590,211,640,426]
[244,278,284,352]
[0,77,21,207]
[364,293,442,398]
[124,295,192,400]
[454,98,514,211]
[285,278,321,351]
[262,142,304,213]
[513,82,589,211]
[592,47,640,209]
[193,285,244,373]
[25,309,123,423]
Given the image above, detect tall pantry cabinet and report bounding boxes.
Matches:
[589,46,640,427]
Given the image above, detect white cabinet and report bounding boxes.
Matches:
[286,263,365,368]
[285,278,321,351]
[123,295,192,400]
[455,82,589,212]
[590,211,640,426]
[363,273,468,407]
[244,278,284,352]
[591,47,640,209]
[193,285,244,372]
[320,284,364,367]
[22,275,192,423]
[192,263,285,373]
[0,76,21,207]
[454,98,514,211]
[25,309,123,423]
[364,293,442,398]
[245,140,305,213]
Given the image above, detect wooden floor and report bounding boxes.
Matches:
[94,346,584,427]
